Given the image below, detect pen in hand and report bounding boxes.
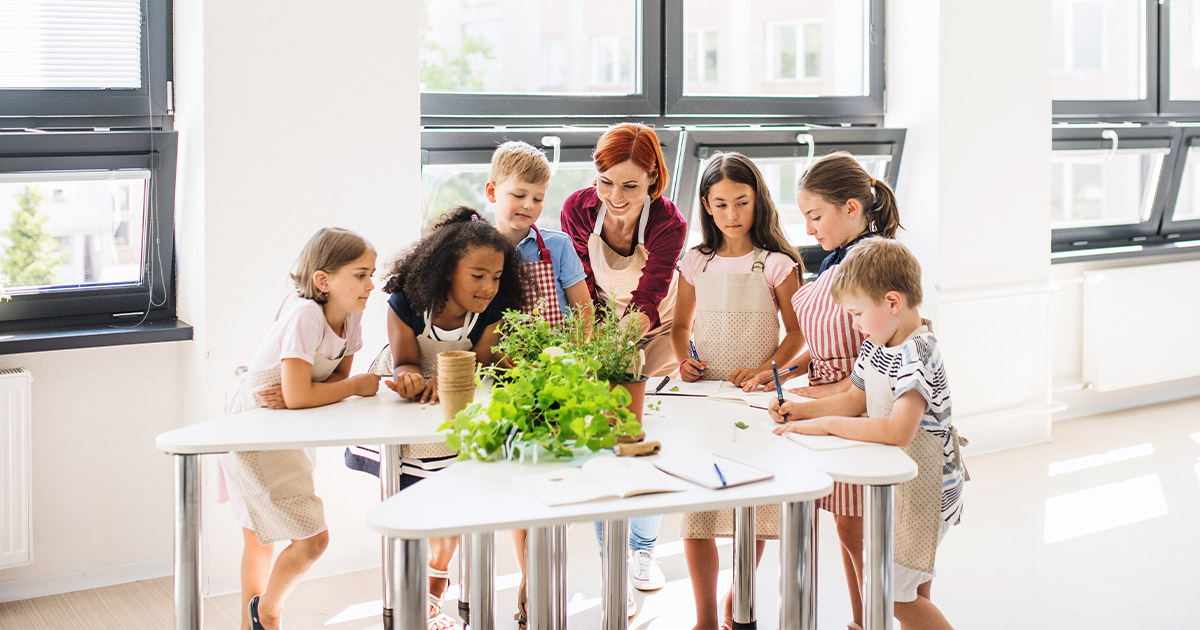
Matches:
[771,360,785,407]
[688,340,705,374]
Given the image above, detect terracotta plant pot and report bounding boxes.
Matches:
[609,376,648,425]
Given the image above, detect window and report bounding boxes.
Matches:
[674,127,905,271]
[1052,0,1152,118]
[684,29,718,84]
[0,0,178,338]
[1160,130,1200,241]
[591,36,635,89]
[1164,0,1200,110]
[766,22,823,82]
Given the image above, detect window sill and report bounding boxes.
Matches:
[0,319,193,355]
[1051,241,1200,264]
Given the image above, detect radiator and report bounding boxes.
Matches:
[0,368,32,569]
[1082,261,1200,392]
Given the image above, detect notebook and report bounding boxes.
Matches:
[519,456,687,506]
[648,377,724,397]
[653,454,774,490]
[784,433,874,451]
[707,382,815,410]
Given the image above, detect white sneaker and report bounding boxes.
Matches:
[627,582,637,617]
[629,549,665,591]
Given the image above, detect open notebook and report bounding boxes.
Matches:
[649,378,813,409]
[784,433,874,451]
[654,454,774,490]
[519,457,688,506]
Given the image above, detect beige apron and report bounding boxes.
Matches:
[864,325,942,574]
[588,197,679,378]
[680,249,781,539]
[400,310,477,460]
[228,333,345,545]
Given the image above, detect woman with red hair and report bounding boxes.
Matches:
[561,122,687,379]
[560,123,686,613]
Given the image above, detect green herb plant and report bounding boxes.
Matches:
[441,350,641,462]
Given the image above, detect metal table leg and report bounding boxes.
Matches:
[469,531,495,629]
[393,538,428,630]
[459,534,472,624]
[528,526,566,630]
[174,454,201,630]
[549,525,568,629]
[380,444,402,630]
[732,506,757,629]
[600,519,629,630]
[778,501,817,630]
[864,485,895,630]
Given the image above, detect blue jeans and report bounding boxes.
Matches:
[593,514,662,554]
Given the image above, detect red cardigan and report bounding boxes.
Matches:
[559,187,687,330]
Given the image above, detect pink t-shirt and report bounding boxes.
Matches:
[677,248,798,302]
[248,297,364,374]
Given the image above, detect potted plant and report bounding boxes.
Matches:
[578,302,647,422]
[441,349,641,462]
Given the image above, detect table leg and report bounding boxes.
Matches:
[600,519,629,630]
[864,485,895,630]
[380,444,402,630]
[550,525,567,628]
[394,537,428,630]
[732,506,757,629]
[527,526,557,630]
[469,531,495,629]
[778,501,817,630]
[173,454,201,630]
[459,534,472,624]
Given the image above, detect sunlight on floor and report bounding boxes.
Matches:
[325,599,382,625]
[1047,443,1154,476]
[1043,474,1168,543]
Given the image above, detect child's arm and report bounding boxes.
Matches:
[563,279,595,337]
[767,384,866,423]
[475,321,504,367]
[669,274,706,381]
[772,389,925,447]
[732,272,804,386]
[384,308,431,402]
[743,350,810,392]
[279,354,380,409]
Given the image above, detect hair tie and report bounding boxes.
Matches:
[870,178,876,188]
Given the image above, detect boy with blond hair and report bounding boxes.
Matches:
[770,238,966,630]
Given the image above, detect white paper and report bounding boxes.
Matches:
[518,457,685,506]
[647,378,724,397]
[784,433,874,451]
[654,454,774,490]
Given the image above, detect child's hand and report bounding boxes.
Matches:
[788,382,841,399]
[772,418,830,436]
[351,373,381,397]
[254,386,287,409]
[726,366,756,387]
[419,375,440,405]
[743,368,786,392]
[386,372,426,400]
[680,358,706,382]
[768,399,806,424]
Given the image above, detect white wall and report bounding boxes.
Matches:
[0,0,419,600]
[886,1,1055,453]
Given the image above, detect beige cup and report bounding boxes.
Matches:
[439,386,475,420]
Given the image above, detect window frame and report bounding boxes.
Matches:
[0,0,173,128]
[420,0,662,123]
[1050,125,1180,253]
[1158,0,1200,117]
[1159,127,1200,240]
[1052,0,1158,121]
[0,130,178,332]
[671,126,906,271]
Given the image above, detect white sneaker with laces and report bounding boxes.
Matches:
[629,549,665,591]
[627,582,637,617]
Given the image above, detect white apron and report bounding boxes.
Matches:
[680,249,781,539]
[863,324,943,575]
[519,225,566,327]
[400,310,478,460]
[226,333,345,545]
[588,197,679,377]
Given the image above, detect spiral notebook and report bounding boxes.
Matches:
[653,454,773,490]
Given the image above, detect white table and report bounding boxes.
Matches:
[154,384,480,630]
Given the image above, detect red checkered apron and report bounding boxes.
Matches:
[520,225,566,327]
[792,264,866,516]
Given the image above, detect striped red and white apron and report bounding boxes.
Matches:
[792,264,866,516]
[519,225,566,327]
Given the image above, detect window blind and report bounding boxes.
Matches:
[0,0,142,90]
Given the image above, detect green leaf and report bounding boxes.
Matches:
[734,421,749,430]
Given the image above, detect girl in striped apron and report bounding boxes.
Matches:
[747,152,904,630]
[672,153,805,629]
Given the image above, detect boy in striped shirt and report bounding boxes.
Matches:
[770,237,966,630]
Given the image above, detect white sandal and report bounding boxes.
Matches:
[427,565,458,630]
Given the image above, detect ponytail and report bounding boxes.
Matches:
[798,152,902,238]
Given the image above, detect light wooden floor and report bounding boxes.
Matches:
[3,396,1198,630]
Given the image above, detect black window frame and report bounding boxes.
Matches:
[1158,0,1200,118]
[673,126,906,271]
[1050,125,1180,253]
[1051,0,1159,121]
[1159,127,1200,240]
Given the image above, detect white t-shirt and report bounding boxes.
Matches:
[248,298,364,374]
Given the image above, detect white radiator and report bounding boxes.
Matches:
[1082,261,1200,392]
[0,368,32,569]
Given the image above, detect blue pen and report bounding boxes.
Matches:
[688,340,704,373]
[771,361,785,407]
[713,462,727,487]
